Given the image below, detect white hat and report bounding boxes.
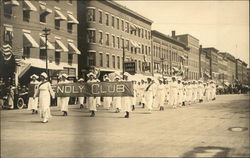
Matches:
[159,78,163,82]
[40,72,48,79]
[123,72,130,77]
[78,78,84,82]
[105,77,111,81]
[114,76,120,80]
[30,74,39,79]
[61,73,68,78]
[87,72,96,78]
[58,74,62,79]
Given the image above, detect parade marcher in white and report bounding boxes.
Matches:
[185,81,192,105]
[78,78,85,109]
[211,80,217,100]
[169,76,178,108]
[34,72,55,123]
[156,79,165,111]
[87,72,97,117]
[165,79,170,106]
[182,81,187,106]
[177,79,183,107]
[59,73,70,116]
[131,80,137,111]
[27,74,40,114]
[95,78,101,107]
[205,82,211,101]
[112,76,122,113]
[197,80,204,102]
[121,72,132,118]
[191,80,197,103]
[144,77,154,113]
[56,75,62,110]
[103,76,112,110]
[139,79,146,108]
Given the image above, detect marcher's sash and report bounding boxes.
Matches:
[47,81,134,97]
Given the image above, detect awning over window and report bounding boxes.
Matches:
[68,43,80,55]
[4,0,19,6]
[130,40,140,48]
[40,36,55,50]
[21,58,64,70]
[204,72,211,78]
[67,13,79,24]
[23,33,39,48]
[55,10,67,21]
[172,67,179,71]
[55,40,68,52]
[40,4,52,14]
[130,24,137,31]
[23,1,37,11]
[180,55,187,60]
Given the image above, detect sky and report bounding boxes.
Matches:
[117,0,249,66]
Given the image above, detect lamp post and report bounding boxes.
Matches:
[42,28,51,77]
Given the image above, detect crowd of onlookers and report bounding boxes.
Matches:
[216,84,250,95]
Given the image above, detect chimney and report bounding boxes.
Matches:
[171,30,176,39]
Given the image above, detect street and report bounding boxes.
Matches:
[1,94,249,157]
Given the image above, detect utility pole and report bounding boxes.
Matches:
[42,28,51,77]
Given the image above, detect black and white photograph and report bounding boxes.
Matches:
[0,0,249,157]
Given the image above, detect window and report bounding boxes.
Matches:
[87,8,95,22]
[106,54,110,67]
[99,31,103,44]
[141,28,144,38]
[131,47,134,53]
[55,51,61,64]
[145,46,147,55]
[141,44,144,54]
[23,47,30,58]
[148,47,151,55]
[126,40,129,51]
[111,16,115,27]
[135,60,137,71]
[145,30,148,39]
[112,35,115,48]
[112,55,115,68]
[4,3,12,18]
[148,31,151,39]
[40,49,46,60]
[23,10,30,22]
[67,23,73,33]
[138,28,141,37]
[99,10,102,23]
[125,22,129,33]
[116,18,119,29]
[55,20,60,29]
[40,13,46,23]
[117,56,120,69]
[105,13,109,26]
[139,60,141,71]
[4,26,13,46]
[105,33,109,46]
[117,37,120,48]
[87,30,96,43]
[68,54,73,64]
[121,20,124,31]
[99,53,103,67]
[88,52,96,66]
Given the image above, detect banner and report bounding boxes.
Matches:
[50,81,134,97]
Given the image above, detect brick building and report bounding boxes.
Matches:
[202,47,219,82]
[77,0,153,78]
[217,53,228,85]
[242,62,248,85]
[247,68,250,86]
[0,0,80,84]
[151,30,189,78]
[174,33,200,80]
[235,59,243,83]
[200,46,211,80]
[219,52,236,84]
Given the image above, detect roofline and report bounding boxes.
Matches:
[175,34,199,41]
[151,30,189,50]
[203,47,219,53]
[106,1,153,24]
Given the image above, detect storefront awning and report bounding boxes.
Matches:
[55,40,69,52]
[21,58,64,70]
[68,43,80,54]
[55,10,67,21]
[130,24,137,31]
[40,4,52,14]
[4,0,19,6]
[67,13,79,24]
[40,36,55,50]
[130,40,140,48]
[23,1,37,11]
[23,32,39,48]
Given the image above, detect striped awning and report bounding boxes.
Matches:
[4,0,19,6]
[23,32,39,48]
[23,1,37,11]
[55,40,68,52]
[40,36,55,50]
[68,42,80,54]
[55,10,67,21]
[1,44,13,61]
[67,13,79,24]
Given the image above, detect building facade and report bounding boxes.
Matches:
[77,0,153,78]
[242,62,248,85]
[151,30,189,78]
[200,47,211,80]
[0,0,80,84]
[247,68,250,86]
[217,53,228,85]
[235,59,243,83]
[219,52,236,84]
[202,47,219,82]
[174,33,200,80]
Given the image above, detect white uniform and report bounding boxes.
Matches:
[59,80,70,112]
[132,83,137,106]
[177,83,183,106]
[169,81,178,107]
[192,84,197,103]
[96,79,101,106]
[165,83,170,105]
[144,83,154,110]
[211,83,216,99]
[35,81,55,120]
[112,96,122,110]
[87,79,97,111]
[27,80,40,111]
[186,84,192,104]
[205,84,211,101]
[121,79,132,112]
[197,83,203,100]
[156,83,165,108]
[139,83,146,104]
[103,97,112,109]
[183,85,187,103]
